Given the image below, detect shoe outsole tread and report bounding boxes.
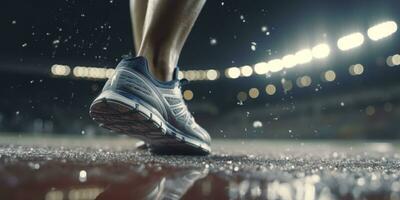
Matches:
[90,98,210,155]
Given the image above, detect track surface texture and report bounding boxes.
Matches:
[1,136,400,200]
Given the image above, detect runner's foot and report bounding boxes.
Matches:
[90,56,211,155]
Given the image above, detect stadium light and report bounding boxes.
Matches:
[367,21,398,41]
[183,90,194,101]
[51,64,71,76]
[178,71,184,79]
[349,64,364,75]
[225,67,241,79]
[206,69,219,80]
[282,54,297,68]
[296,76,312,88]
[248,88,260,99]
[265,84,276,95]
[89,68,103,79]
[268,59,284,72]
[323,70,336,82]
[73,66,115,79]
[199,70,207,80]
[312,43,330,59]
[179,69,220,81]
[184,71,193,80]
[254,62,269,74]
[185,70,200,81]
[337,32,364,51]
[386,56,394,67]
[105,69,115,78]
[51,19,399,82]
[391,54,400,66]
[73,66,88,78]
[240,65,253,77]
[295,49,313,64]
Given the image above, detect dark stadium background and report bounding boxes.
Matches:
[1,0,399,139]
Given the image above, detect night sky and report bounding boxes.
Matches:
[1,0,400,111]
[1,0,399,71]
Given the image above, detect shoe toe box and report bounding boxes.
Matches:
[191,125,211,145]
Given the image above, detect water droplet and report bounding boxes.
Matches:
[209,37,217,46]
[251,42,257,51]
[253,121,263,128]
[261,26,268,32]
[239,15,246,23]
[79,170,87,182]
[34,163,40,169]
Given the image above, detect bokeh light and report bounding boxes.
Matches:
[206,69,219,80]
[268,59,284,72]
[225,67,241,79]
[265,84,276,95]
[391,54,400,66]
[295,49,313,64]
[337,32,364,51]
[323,70,336,82]
[312,43,331,59]
[349,64,364,76]
[367,21,398,41]
[254,62,269,75]
[282,54,297,69]
[183,90,194,101]
[297,75,312,87]
[249,88,260,99]
[51,64,71,76]
[240,65,253,77]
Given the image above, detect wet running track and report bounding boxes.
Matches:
[0,136,400,200]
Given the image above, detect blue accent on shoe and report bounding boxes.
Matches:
[118,56,179,89]
[89,56,212,155]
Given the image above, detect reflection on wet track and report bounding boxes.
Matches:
[0,153,224,200]
[0,137,400,200]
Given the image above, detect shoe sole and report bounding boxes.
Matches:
[89,90,211,155]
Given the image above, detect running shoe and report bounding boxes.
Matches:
[89,56,211,155]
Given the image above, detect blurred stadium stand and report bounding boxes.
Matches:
[1,0,400,139]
